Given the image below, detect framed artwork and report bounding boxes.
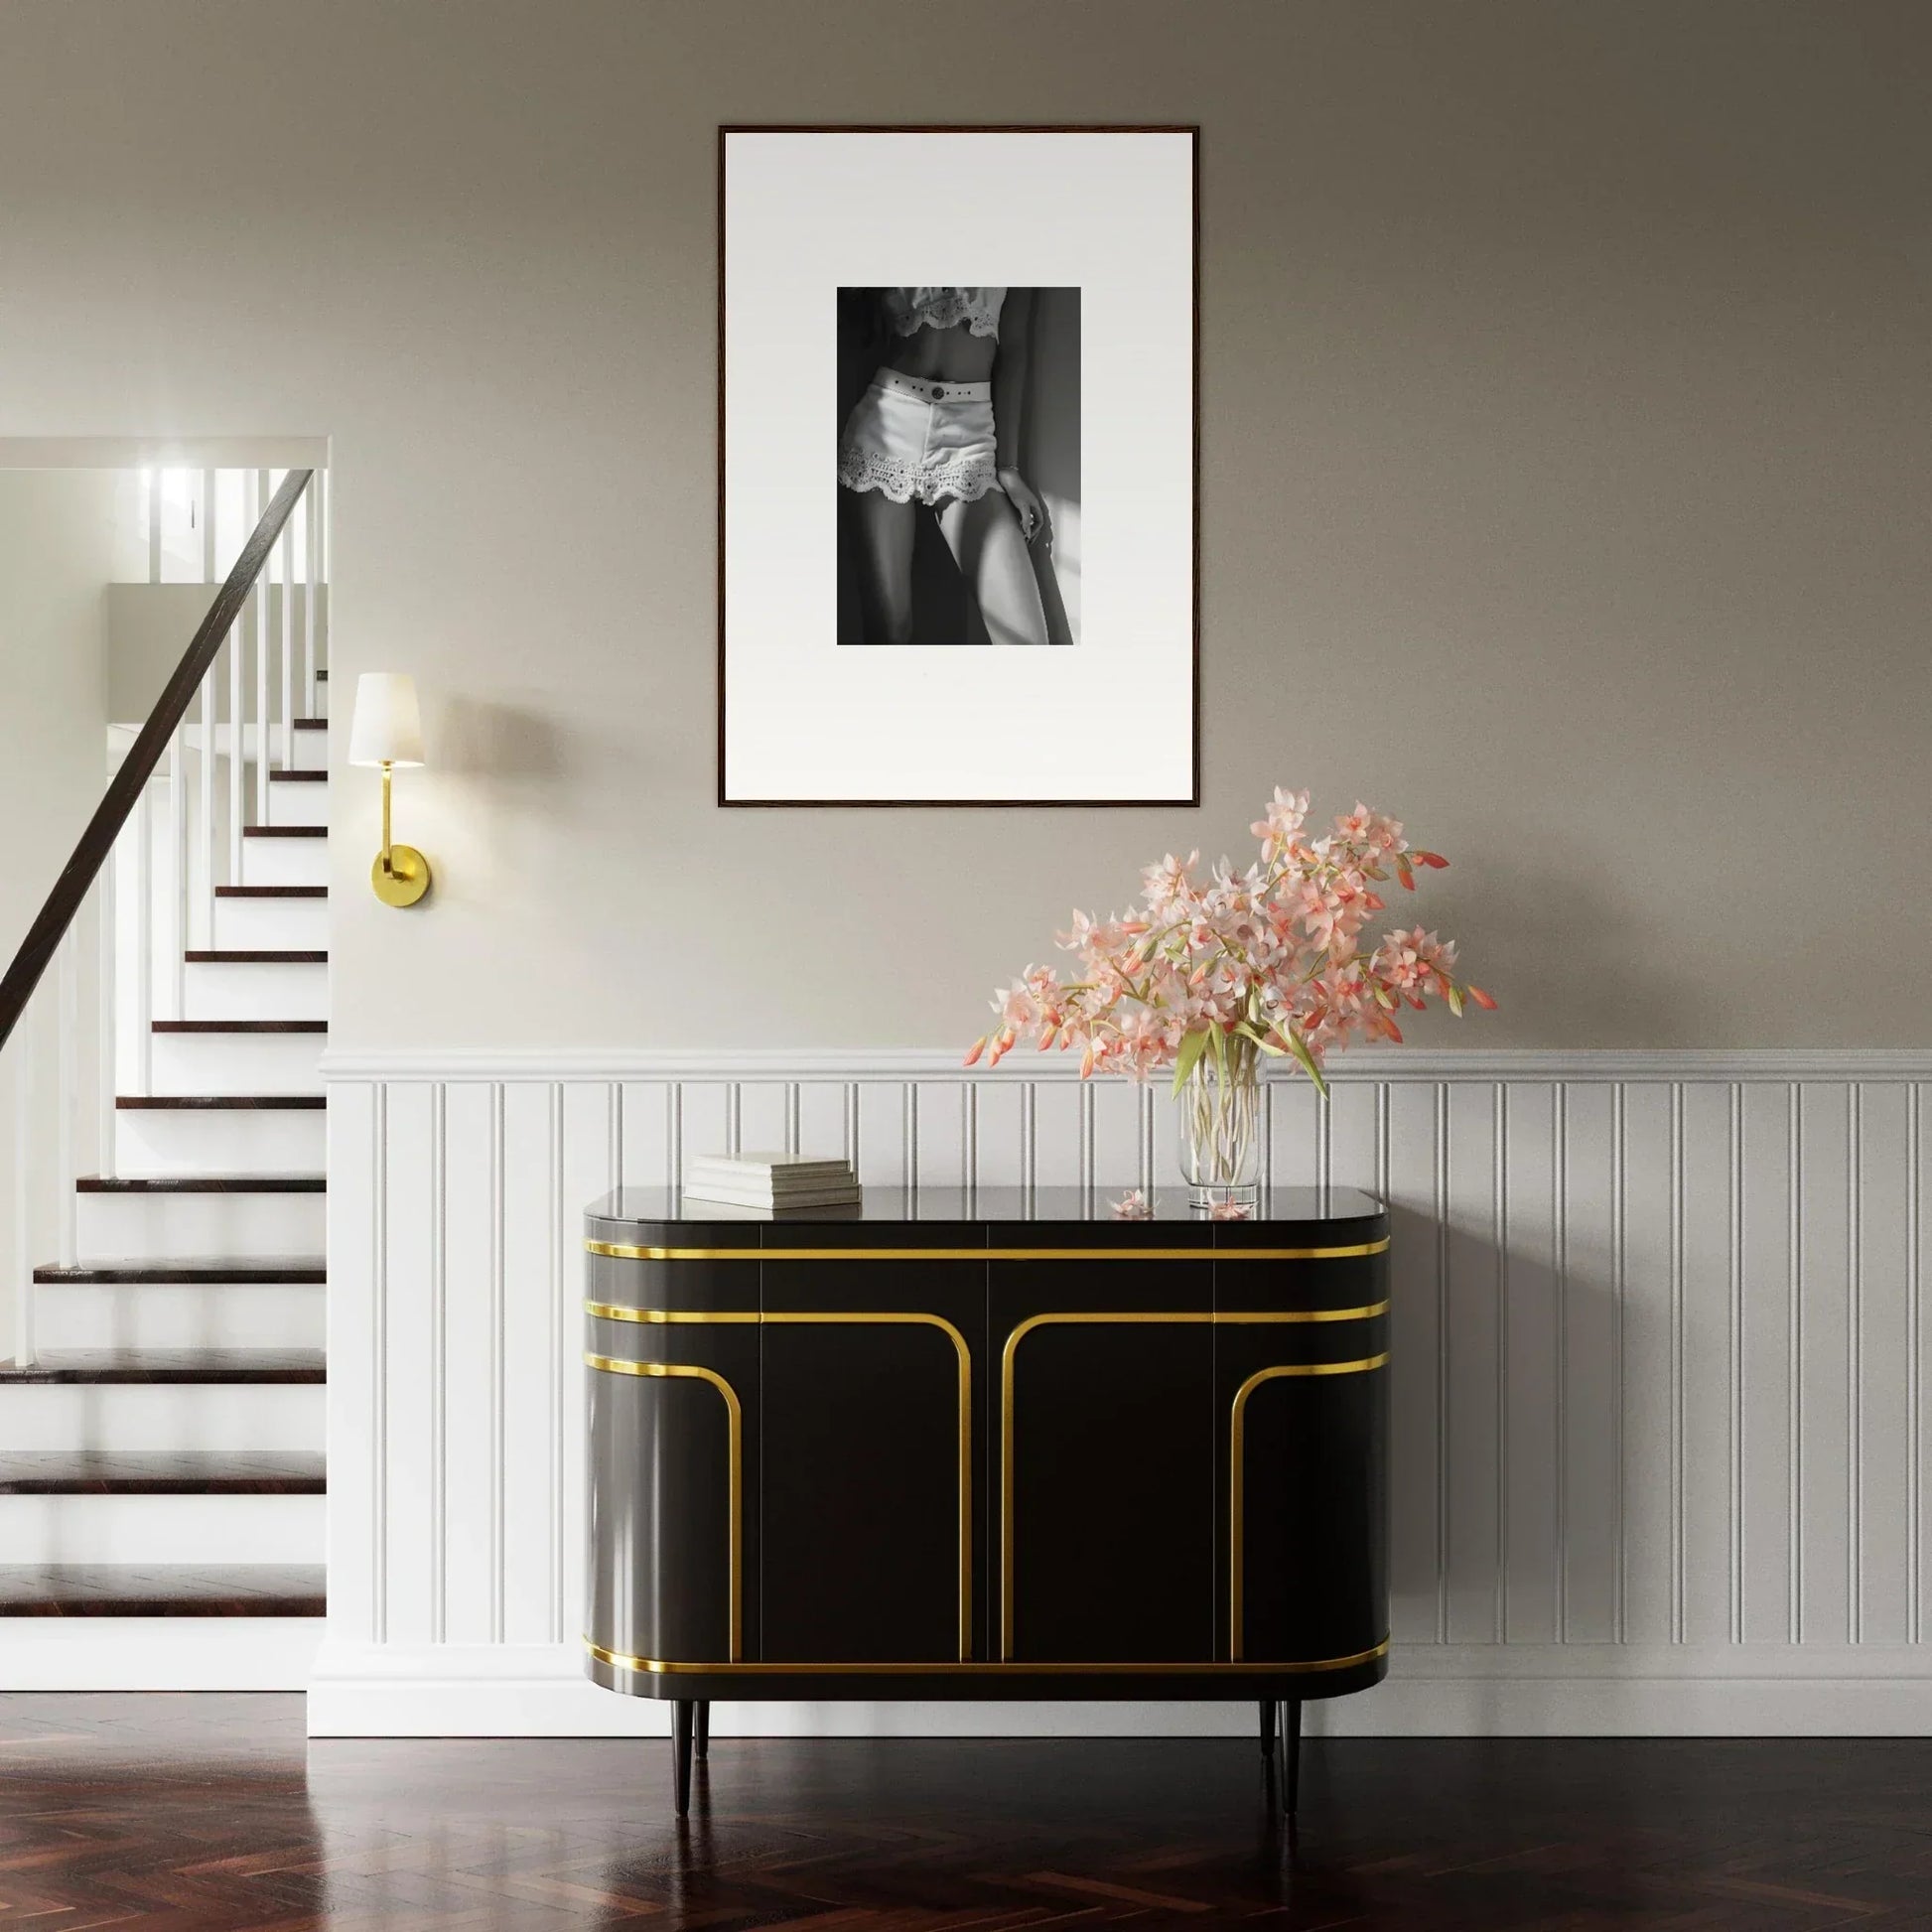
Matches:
[718,125,1198,806]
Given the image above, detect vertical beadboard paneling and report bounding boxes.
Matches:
[1384,1082,1444,1644]
[1443,1081,1501,1642]
[327,1053,1932,1728]
[497,1081,559,1647]
[1797,1083,1852,1644]
[1856,1084,1912,1643]
[1619,1083,1674,1647]
[1680,1082,1735,1645]
[1560,1081,1618,1642]
[1503,1083,1559,1644]
[379,1082,437,1647]
[439,1082,497,1646]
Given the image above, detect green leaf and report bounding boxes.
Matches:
[1170,1026,1210,1099]
[1282,1026,1329,1099]
[1235,1021,1288,1056]
[1447,984,1465,1018]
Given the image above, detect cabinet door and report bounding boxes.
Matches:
[993,1241,1216,1664]
[759,1250,987,1663]
[1215,1250,1390,1665]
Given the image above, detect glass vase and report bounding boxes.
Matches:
[1176,1043,1263,1212]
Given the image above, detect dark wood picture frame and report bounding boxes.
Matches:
[717,124,1200,809]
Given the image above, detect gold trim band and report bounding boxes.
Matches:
[585,1636,1391,1677]
[587,1239,1389,1263]
[1228,1354,1391,1660]
[588,1302,1387,1326]
[583,1354,742,1661]
[998,1314,1390,1659]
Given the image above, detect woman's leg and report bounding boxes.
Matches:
[937,489,1049,648]
[843,487,917,646]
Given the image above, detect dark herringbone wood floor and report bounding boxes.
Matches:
[1,1696,1929,1927]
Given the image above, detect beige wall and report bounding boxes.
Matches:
[0,0,1925,1049]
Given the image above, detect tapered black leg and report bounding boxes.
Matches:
[695,1701,710,1763]
[1258,1699,1276,1759]
[1282,1698,1302,1816]
[671,1700,694,1817]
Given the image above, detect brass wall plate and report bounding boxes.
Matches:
[372,843,431,907]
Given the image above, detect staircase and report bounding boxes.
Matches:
[0,470,329,1683]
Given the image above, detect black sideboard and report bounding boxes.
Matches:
[583,1185,1390,1814]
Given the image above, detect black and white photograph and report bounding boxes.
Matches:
[835,286,1080,649]
[720,127,1195,805]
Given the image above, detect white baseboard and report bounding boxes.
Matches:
[305,1641,1932,1738]
[0,1619,324,1690]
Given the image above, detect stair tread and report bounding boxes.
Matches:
[184,950,328,963]
[0,1449,325,1494]
[243,825,327,838]
[293,718,328,731]
[34,1260,327,1285]
[0,1563,326,1616]
[152,1020,327,1034]
[268,769,328,782]
[0,1349,325,1385]
[77,1173,325,1193]
[215,887,327,898]
[117,1096,327,1110]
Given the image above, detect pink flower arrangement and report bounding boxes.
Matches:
[966,787,1493,1098]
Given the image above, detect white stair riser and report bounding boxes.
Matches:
[213,896,328,951]
[76,1190,326,1264]
[267,782,329,828]
[33,1285,325,1352]
[149,1031,323,1095]
[0,1494,323,1565]
[0,1385,324,1453]
[290,729,329,772]
[183,960,329,1022]
[241,838,329,889]
[116,1109,326,1176]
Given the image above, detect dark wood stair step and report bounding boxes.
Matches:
[76,1174,324,1193]
[184,950,327,964]
[152,1020,326,1034]
[0,1564,326,1617]
[215,887,327,898]
[0,1350,324,1385]
[268,769,328,782]
[34,1261,327,1285]
[243,825,327,838]
[0,1450,325,1494]
[117,1095,326,1110]
[293,717,328,731]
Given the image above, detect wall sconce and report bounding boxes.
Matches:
[348,672,432,907]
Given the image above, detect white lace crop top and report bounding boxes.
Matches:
[881,287,1007,340]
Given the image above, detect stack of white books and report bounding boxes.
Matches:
[683,1152,862,1211]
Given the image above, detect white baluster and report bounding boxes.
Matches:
[12,1015,35,1366]
[134,782,152,1096]
[229,472,248,885]
[255,469,271,824]
[280,503,294,772]
[147,468,163,585]
[57,931,76,1270]
[97,856,116,1180]
[304,476,319,717]
[202,466,217,582]
[170,728,188,1020]
[200,658,216,951]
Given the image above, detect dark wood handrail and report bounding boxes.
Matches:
[0,468,315,1055]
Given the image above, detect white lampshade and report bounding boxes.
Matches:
[347,673,426,767]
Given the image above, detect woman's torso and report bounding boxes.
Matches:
[875,286,1004,382]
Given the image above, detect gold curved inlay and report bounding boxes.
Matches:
[583,1311,974,1661]
[998,1311,1389,1660]
[585,1635,1391,1677]
[1228,1354,1391,1660]
[586,1239,1389,1263]
[583,1353,742,1662]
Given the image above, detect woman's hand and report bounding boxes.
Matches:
[998,469,1049,547]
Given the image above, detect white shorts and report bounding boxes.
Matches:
[837,368,1005,507]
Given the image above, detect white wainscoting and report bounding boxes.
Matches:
[312,1047,1932,1736]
